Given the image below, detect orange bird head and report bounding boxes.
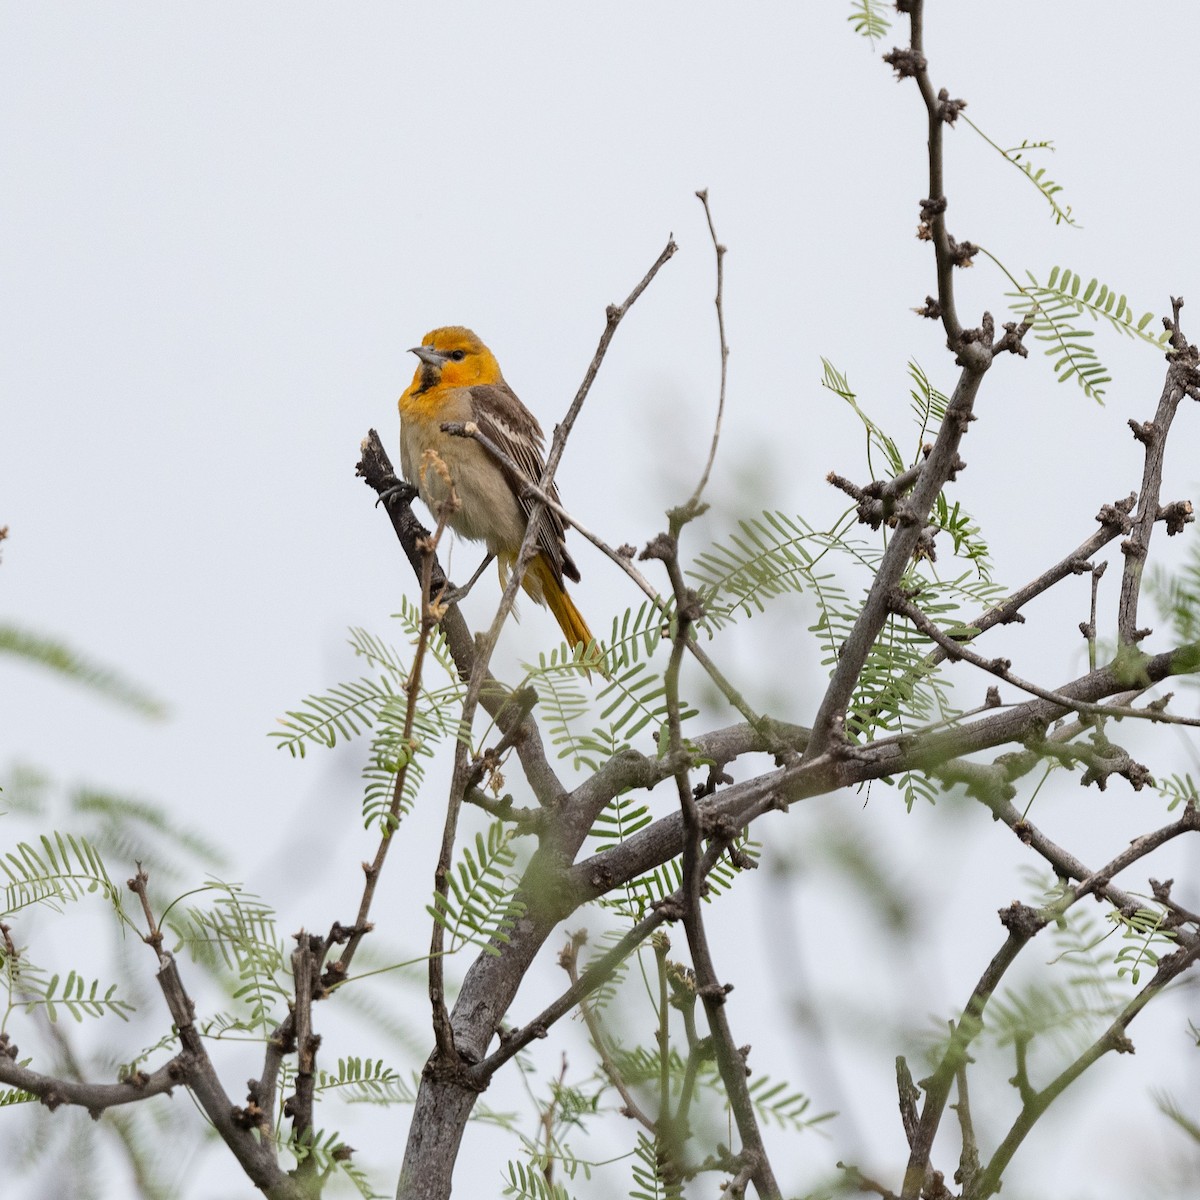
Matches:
[406,326,504,393]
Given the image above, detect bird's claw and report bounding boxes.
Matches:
[376,480,417,509]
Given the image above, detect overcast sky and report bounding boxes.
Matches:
[4,4,1200,1198]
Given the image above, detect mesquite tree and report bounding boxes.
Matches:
[5,4,1200,1199]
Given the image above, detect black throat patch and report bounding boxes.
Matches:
[412,362,441,396]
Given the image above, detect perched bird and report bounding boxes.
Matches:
[397,326,599,660]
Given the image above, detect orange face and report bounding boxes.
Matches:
[406,326,503,393]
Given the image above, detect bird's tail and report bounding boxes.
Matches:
[524,556,608,677]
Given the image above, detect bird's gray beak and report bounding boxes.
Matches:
[409,345,448,367]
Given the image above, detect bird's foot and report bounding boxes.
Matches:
[437,553,496,606]
[376,479,418,509]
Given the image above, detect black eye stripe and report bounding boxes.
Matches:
[449,349,467,361]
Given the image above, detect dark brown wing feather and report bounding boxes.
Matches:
[468,384,581,585]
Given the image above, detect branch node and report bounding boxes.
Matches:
[936,88,967,124]
[883,47,927,78]
[998,901,1044,938]
[640,532,677,563]
[1158,499,1194,535]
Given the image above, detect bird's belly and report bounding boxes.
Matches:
[400,421,525,554]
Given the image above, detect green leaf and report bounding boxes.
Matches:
[1007,266,1169,403]
[846,0,891,42]
[0,832,121,918]
[428,823,525,956]
[0,624,166,718]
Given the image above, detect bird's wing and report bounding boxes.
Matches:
[467,384,580,585]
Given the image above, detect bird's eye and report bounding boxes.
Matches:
[448,349,467,362]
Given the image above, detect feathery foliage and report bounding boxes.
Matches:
[17,969,135,1024]
[1150,539,1200,650]
[630,1132,680,1200]
[0,832,122,919]
[689,509,854,637]
[427,822,525,957]
[272,674,403,755]
[1155,772,1199,813]
[290,1126,384,1199]
[0,623,166,718]
[166,880,288,1033]
[1153,1091,1200,1145]
[1111,905,1173,986]
[846,0,891,42]
[962,118,1078,226]
[273,614,464,832]
[315,1057,415,1106]
[1007,266,1169,402]
[273,608,461,758]
[504,1160,575,1200]
[524,650,696,775]
[607,600,676,668]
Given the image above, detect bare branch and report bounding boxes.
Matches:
[685,188,729,515]
[0,1046,186,1118]
[972,936,1200,1200]
[561,934,657,1133]
[899,800,1200,1198]
[886,0,971,346]
[126,870,305,1199]
[568,640,1200,908]
[1117,299,1200,643]
[924,509,1128,671]
[900,929,1029,1200]
[287,933,323,1168]
[643,530,782,1200]
[892,591,1200,732]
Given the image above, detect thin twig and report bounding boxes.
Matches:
[908,0,968,346]
[440,418,767,729]
[952,1055,980,1193]
[645,531,782,1200]
[562,937,656,1132]
[892,592,1200,729]
[126,870,305,1199]
[473,817,752,1082]
[900,930,1028,1200]
[288,933,322,1168]
[686,189,729,514]
[923,519,1124,673]
[474,905,673,1077]
[1117,297,1200,644]
[420,493,472,1055]
[971,936,1200,1200]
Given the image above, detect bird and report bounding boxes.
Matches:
[397,326,601,665]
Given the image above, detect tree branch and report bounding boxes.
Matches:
[0,1046,186,1118]
[970,935,1200,1200]
[127,870,306,1199]
[887,0,971,347]
[1117,298,1200,644]
[806,355,991,758]
[643,530,781,1199]
[684,188,729,516]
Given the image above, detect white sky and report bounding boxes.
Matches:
[4,3,1200,1198]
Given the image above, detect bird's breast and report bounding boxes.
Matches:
[398,387,525,552]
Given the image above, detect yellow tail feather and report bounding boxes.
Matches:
[525,557,608,677]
